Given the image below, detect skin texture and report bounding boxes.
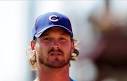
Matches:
[31,27,74,81]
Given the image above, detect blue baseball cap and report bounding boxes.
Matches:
[32,12,73,39]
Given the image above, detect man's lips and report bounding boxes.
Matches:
[49,51,63,56]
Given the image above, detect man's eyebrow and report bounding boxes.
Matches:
[61,32,70,36]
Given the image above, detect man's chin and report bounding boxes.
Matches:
[39,57,70,68]
[46,59,68,68]
[45,62,69,68]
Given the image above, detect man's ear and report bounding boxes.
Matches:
[71,41,79,60]
[71,41,74,51]
[31,40,36,50]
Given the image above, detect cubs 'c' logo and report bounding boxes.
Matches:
[49,15,59,22]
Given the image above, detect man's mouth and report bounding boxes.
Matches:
[49,51,63,56]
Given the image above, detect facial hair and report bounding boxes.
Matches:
[39,48,71,68]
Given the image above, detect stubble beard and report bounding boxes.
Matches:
[38,53,71,68]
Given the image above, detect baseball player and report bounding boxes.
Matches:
[29,12,79,81]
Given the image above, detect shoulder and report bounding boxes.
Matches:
[33,78,38,81]
[71,78,76,81]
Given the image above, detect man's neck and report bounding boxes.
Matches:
[37,65,71,81]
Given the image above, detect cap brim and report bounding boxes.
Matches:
[34,25,73,38]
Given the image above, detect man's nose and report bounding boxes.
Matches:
[50,41,60,49]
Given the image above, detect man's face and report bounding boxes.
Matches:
[33,27,74,68]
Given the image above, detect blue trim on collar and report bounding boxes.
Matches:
[70,78,76,81]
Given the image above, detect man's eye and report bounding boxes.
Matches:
[43,37,48,40]
[59,37,67,41]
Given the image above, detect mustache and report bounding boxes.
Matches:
[48,48,64,54]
